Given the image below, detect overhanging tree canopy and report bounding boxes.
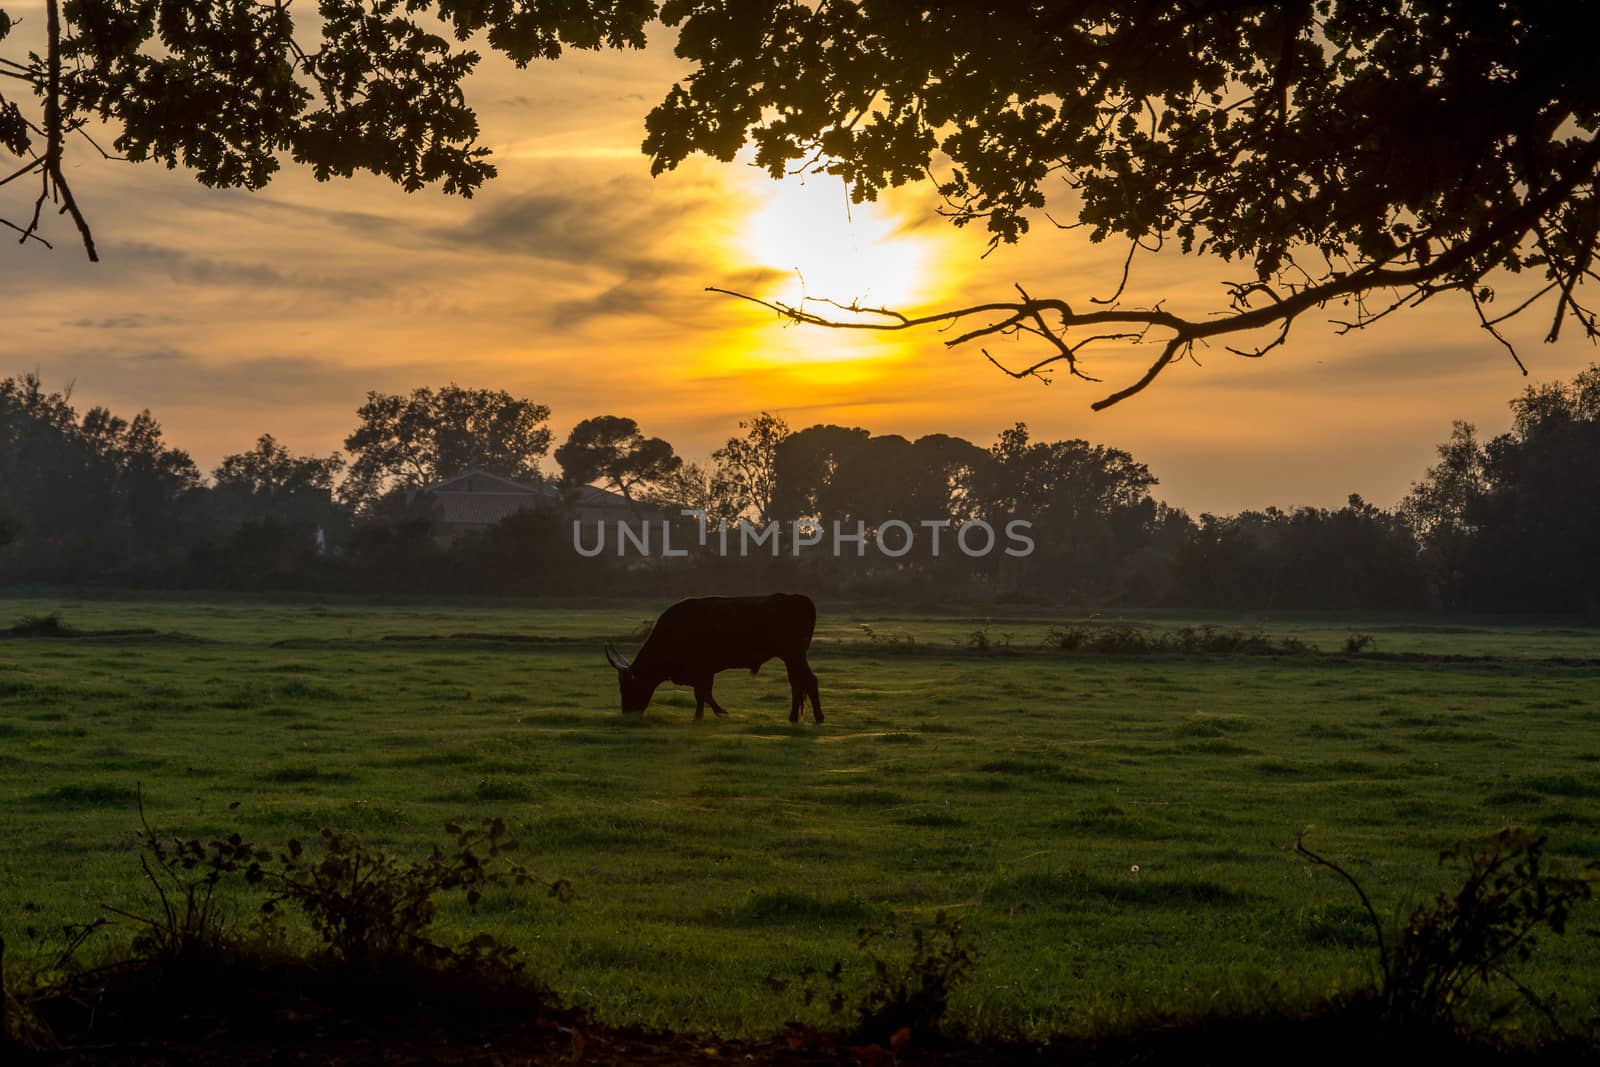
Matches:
[643,0,1600,406]
[0,0,654,258]
[6,2,1597,407]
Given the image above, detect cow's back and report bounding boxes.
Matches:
[646,593,815,673]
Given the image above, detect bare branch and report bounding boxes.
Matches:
[1090,235,1142,305]
[1471,287,1530,375]
[807,295,911,325]
[1480,281,1558,328]
[1086,336,1186,409]
[50,169,96,260]
[74,126,125,162]
[34,0,97,260]
[1295,830,1390,981]
[0,156,44,189]
[0,214,53,248]
[1329,285,1422,335]
[1225,317,1291,359]
[982,347,1055,383]
[1535,214,1600,343]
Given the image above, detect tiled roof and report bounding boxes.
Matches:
[427,469,549,496]
[434,493,545,527]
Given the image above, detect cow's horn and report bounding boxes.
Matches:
[604,643,630,671]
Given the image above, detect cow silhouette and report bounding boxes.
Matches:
[605,593,822,722]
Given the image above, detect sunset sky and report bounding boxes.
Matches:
[6,21,1597,515]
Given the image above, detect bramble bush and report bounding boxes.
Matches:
[107,794,570,972]
[1298,826,1598,1029]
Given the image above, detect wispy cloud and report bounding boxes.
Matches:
[69,312,179,330]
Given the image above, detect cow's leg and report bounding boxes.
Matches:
[706,682,730,718]
[784,658,806,723]
[803,658,823,723]
[692,680,709,721]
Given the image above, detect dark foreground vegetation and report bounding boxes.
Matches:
[3,812,1597,1065]
[4,364,1600,612]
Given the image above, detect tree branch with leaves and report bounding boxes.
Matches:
[0,0,655,258]
[646,0,1600,408]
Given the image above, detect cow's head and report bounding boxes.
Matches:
[605,644,656,713]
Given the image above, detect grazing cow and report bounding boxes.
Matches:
[604,593,823,722]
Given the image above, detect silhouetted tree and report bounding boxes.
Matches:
[1403,421,1488,609]
[555,415,681,507]
[1174,496,1425,610]
[978,424,1157,524]
[453,508,607,595]
[645,2,1600,406]
[1459,366,1600,611]
[0,0,654,258]
[0,373,200,575]
[206,434,349,570]
[770,424,989,577]
[649,461,731,523]
[971,423,1165,600]
[710,412,790,524]
[771,424,872,523]
[342,385,552,510]
[817,433,919,528]
[105,408,203,553]
[0,374,112,550]
[772,427,950,529]
[344,515,446,591]
[214,434,344,498]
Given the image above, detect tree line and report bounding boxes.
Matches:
[2,368,1597,613]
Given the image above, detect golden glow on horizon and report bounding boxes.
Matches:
[741,171,932,321]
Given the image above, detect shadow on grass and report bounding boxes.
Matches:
[30,782,136,808]
[713,888,882,928]
[986,869,1254,911]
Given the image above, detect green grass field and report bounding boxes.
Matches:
[2,594,1598,1037]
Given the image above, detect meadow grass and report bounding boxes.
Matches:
[1,594,1597,1037]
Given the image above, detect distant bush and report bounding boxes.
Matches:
[1043,623,1316,656]
[856,623,916,650]
[963,627,1012,651]
[5,613,78,638]
[1343,631,1377,656]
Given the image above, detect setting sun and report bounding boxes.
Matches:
[739,170,932,314]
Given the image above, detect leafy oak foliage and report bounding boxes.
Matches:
[7,2,1598,406]
[0,0,653,256]
[644,1,1600,406]
[342,384,554,510]
[555,414,682,506]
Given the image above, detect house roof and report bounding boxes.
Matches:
[419,470,662,526]
[432,493,543,527]
[425,469,549,496]
[569,484,647,511]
